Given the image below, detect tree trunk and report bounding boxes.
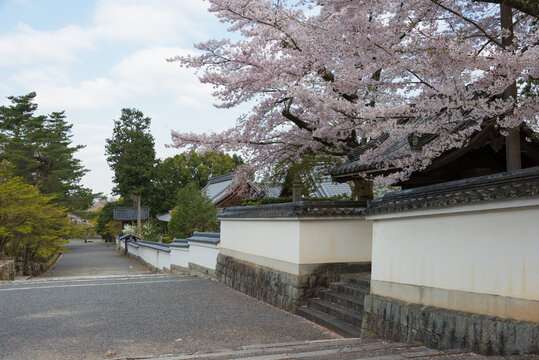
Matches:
[292,172,302,202]
[501,4,521,172]
[136,194,142,236]
[350,178,374,201]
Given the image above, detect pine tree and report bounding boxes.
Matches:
[105,108,157,233]
[0,93,95,211]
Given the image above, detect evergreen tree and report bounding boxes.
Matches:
[167,183,219,239]
[0,93,96,211]
[105,108,157,232]
[0,93,41,183]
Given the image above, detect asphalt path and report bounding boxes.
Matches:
[0,240,336,360]
[0,274,336,360]
[40,238,150,278]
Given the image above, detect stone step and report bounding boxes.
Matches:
[319,289,365,312]
[308,298,363,328]
[329,282,370,299]
[131,337,489,360]
[295,306,363,338]
[340,273,370,290]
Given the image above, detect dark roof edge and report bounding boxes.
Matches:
[138,240,171,253]
[187,232,221,244]
[367,166,539,215]
[218,200,368,219]
[207,173,234,184]
[192,232,220,238]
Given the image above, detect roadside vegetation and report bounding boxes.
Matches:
[0,161,76,263]
[0,93,98,271]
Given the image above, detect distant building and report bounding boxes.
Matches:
[266,176,352,199]
[202,173,264,208]
[113,207,150,222]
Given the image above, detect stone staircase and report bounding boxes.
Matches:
[296,273,371,337]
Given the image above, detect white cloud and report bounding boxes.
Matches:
[0,0,213,68]
[93,1,181,44]
[0,23,94,66]
[111,46,214,108]
[33,78,128,111]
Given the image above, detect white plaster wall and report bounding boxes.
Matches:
[188,242,219,270]
[299,219,372,264]
[127,243,139,257]
[159,251,171,271]
[170,247,190,268]
[221,219,301,265]
[369,199,539,301]
[138,246,158,268]
[220,217,372,274]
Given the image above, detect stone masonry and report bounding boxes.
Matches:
[0,260,15,280]
[215,254,370,312]
[361,294,539,356]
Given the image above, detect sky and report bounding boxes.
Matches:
[0,0,247,197]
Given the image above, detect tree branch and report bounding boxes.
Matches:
[430,0,504,48]
[473,0,538,16]
[281,98,349,154]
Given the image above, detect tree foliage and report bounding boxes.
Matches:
[148,151,242,215]
[169,1,538,184]
[0,93,96,210]
[167,183,219,239]
[105,108,157,199]
[95,199,128,242]
[0,161,73,260]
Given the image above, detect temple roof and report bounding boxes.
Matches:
[331,122,539,188]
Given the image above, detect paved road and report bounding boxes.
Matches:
[40,238,150,278]
[0,274,337,360]
[1,240,524,360]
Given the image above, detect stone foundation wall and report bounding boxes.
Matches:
[14,254,60,277]
[215,254,370,312]
[188,262,215,279]
[361,294,538,356]
[0,260,15,280]
[170,264,189,275]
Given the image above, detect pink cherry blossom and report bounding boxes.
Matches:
[168,0,538,184]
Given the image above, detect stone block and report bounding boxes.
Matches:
[364,295,373,313]
[466,315,482,353]
[399,302,409,327]
[497,320,516,355]
[390,301,400,323]
[372,296,382,315]
[0,260,15,280]
[515,322,535,354]
[383,299,391,318]
[480,317,499,355]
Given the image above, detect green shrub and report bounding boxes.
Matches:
[161,236,172,244]
[168,183,219,239]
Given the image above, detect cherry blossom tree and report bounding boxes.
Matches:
[168,0,538,186]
